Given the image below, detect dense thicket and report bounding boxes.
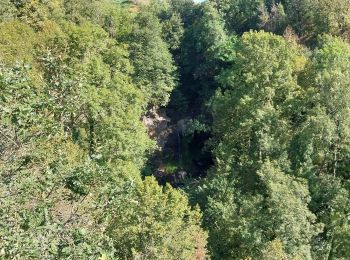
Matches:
[1,0,350,259]
[0,0,206,258]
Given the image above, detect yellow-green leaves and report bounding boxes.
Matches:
[106,177,207,259]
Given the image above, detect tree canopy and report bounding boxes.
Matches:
[1,0,350,259]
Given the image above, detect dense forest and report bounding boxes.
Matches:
[1,0,350,259]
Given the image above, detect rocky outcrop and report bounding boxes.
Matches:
[142,107,173,150]
[143,108,195,186]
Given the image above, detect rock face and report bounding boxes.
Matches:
[143,108,192,187]
[142,107,173,150]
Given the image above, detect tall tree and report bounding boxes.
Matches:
[129,7,177,107]
[209,0,265,34]
[292,35,350,259]
[212,31,306,178]
[191,31,320,259]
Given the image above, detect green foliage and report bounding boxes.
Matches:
[308,175,350,259]
[213,31,306,177]
[281,0,350,42]
[2,0,350,259]
[183,3,227,80]
[289,35,350,259]
[106,177,207,259]
[172,2,228,117]
[0,1,206,258]
[0,21,36,64]
[259,3,288,34]
[292,36,350,177]
[209,0,265,33]
[261,239,288,260]
[196,160,321,259]
[0,0,17,22]
[129,7,177,106]
[257,161,321,259]
[195,31,348,259]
